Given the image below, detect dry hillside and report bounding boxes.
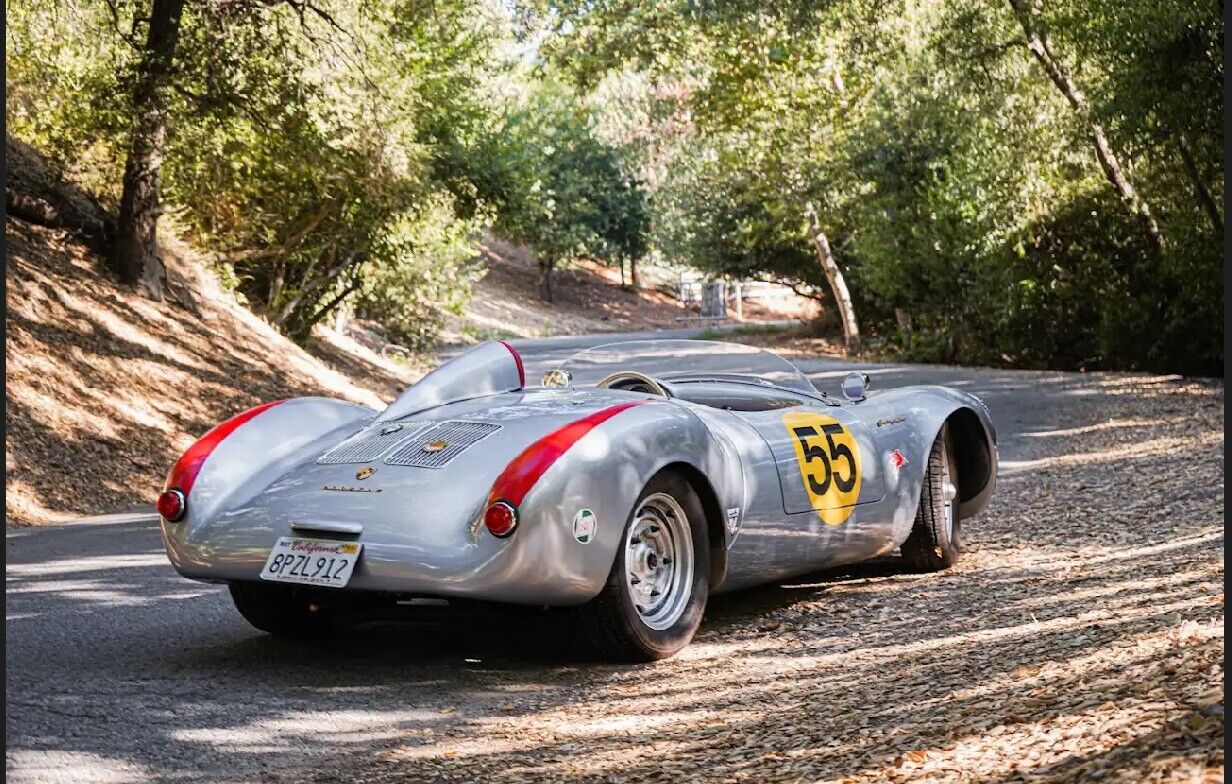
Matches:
[6,218,813,526]
[439,235,816,343]
[5,218,418,525]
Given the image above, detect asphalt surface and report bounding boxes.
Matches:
[4,332,1159,783]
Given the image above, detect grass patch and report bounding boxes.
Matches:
[696,323,790,340]
[460,325,521,342]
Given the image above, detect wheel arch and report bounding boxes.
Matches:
[943,406,997,519]
[656,461,729,590]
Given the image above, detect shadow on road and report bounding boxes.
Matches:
[6,362,1222,784]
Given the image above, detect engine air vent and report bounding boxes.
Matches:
[384,421,501,468]
[317,421,429,464]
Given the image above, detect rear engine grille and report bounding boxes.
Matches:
[317,421,429,464]
[384,421,501,468]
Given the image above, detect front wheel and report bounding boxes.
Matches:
[574,472,710,661]
[901,425,962,572]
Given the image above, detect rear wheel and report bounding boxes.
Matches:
[574,472,710,662]
[901,426,961,572]
[229,582,341,638]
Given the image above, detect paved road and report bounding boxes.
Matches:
[3,332,1178,783]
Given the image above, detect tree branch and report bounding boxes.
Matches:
[273,247,366,326]
[304,277,362,327]
[1175,134,1223,235]
[1005,0,1166,253]
[747,276,829,305]
[224,199,334,262]
[962,39,1028,61]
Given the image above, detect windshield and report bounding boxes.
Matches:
[561,339,816,394]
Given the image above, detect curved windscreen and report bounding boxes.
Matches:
[561,339,816,394]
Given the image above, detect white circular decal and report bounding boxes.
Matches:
[572,508,597,544]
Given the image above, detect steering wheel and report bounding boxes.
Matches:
[596,371,671,397]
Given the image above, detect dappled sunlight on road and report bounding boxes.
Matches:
[6,362,1222,784]
[7,552,169,578]
[268,370,1222,784]
[171,707,450,752]
[6,750,155,784]
[332,533,1219,783]
[998,430,1222,476]
[5,543,208,615]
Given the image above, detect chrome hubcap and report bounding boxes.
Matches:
[624,493,694,631]
[940,442,957,543]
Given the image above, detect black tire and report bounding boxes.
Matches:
[901,426,962,572]
[229,581,340,638]
[574,471,710,662]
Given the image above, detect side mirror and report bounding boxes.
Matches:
[841,371,871,401]
[541,368,572,388]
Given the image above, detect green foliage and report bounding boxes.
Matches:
[5,2,135,193]
[355,195,485,351]
[6,0,1220,372]
[485,83,650,287]
[7,0,497,344]
[7,0,654,337]
[537,0,1224,375]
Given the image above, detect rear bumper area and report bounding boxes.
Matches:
[160,520,603,606]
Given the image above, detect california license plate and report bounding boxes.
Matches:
[259,537,362,588]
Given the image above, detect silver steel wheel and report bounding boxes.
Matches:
[624,492,695,631]
[940,439,958,542]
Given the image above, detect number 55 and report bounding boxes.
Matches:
[792,424,858,497]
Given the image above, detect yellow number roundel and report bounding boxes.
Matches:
[782,412,862,525]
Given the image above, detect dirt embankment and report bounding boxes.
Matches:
[439,235,816,344]
[3,216,811,526]
[5,219,417,525]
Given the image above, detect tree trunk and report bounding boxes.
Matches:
[629,254,641,289]
[1175,135,1223,235]
[1006,0,1165,253]
[895,308,913,334]
[538,260,554,302]
[112,0,186,300]
[804,201,860,356]
[268,262,286,307]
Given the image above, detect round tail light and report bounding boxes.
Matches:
[157,489,186,522]
[483,501,518,538]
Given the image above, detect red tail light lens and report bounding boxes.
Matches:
[157,489,186,522]
[484,501,518,538]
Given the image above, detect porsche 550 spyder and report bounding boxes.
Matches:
[156,339,997,661]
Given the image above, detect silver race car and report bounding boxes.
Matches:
[157,339,996,660]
